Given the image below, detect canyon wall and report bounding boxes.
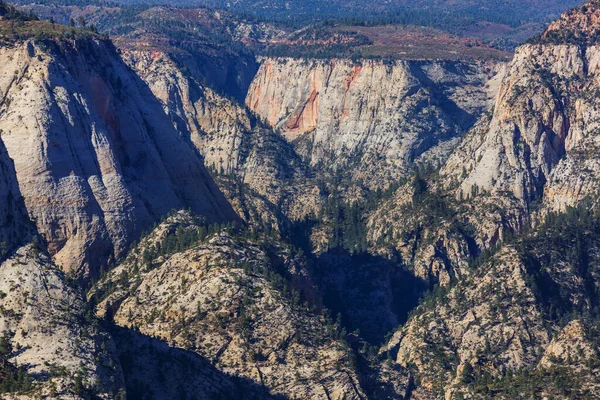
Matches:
[247,57,504,188]
[0,38,237,276]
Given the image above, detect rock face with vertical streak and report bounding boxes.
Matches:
[0,37,237,277]
[120,49,254,175]
[246,57,503,188]
[120,48,323,232]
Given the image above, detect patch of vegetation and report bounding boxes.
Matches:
[91,0,582,32]
[466,366,594,399]
[0,333,33,394]
[516,200,600,325]
[0,19,105,44]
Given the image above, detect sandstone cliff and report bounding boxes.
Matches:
[0,36,236,277]
[247,57,503,189]
[375,4,600,394]
[121,49,253,175]
[443,0,600,214]
[367,1,600,287]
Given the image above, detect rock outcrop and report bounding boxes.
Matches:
[366,180,526,285]
[385,228,600,399]
[121,48,323,232]
[443,44,578,205]
[374,5,600,397]
[386,247,550,398]
[368,0,600,287]
[109,326,276,400]
[0,36,236,277]
[121,49,253,175]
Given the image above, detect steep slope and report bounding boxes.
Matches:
[78,6,323,232]
[443,45,576,205]
[247,57,503,189]
[121,49,253,175]
[367,0,600,287]
[0,27,236,276]
[443,0,600,213]
[93,211,366,400]
[374,3,600,398]
[366,177,526,286]
[121,47,322,234]
[5,3,600,400]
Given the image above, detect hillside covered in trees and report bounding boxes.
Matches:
[10,0,587,50]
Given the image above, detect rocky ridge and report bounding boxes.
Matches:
[385,207,600,399]
[367,0,600,287]
[375,2,600,397]
[92,211,367,400]
[120,47,323,235]
[443,0,600,215]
